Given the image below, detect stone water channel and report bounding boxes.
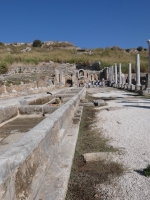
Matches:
[0,87,85,200]
[0,88,76,154]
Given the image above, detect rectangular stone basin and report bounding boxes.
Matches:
[0,116,45,154]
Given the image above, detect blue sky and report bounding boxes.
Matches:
[0,0,150,49]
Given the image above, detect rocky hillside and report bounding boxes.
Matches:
[1,41,79,53]
[0,41,149,75]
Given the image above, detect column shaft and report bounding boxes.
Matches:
[128,63,132,85]
[119,63,122,84]
[136,54,141,86]
[111,66,114,82]
[114,63,117,84]
[148,41,150,73]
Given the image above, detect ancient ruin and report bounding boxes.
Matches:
[0,39,150,199]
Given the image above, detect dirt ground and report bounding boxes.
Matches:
[66,88,126,200]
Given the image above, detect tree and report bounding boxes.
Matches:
[32,40,42,47]
[0,42,4,46]
[137,46,143,51]
[125,49,130,53]
[111,46,122,51]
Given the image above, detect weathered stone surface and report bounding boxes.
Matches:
[79,102,94,106]
[82,152,113,162]
[19,105,43,115]
[35,107,83,200]
[80,98,88,103]
[93,99,105,106]
[21,47,31,52]
[0,105,18,124]
[136,54,141,86]
[131,84,135,91]
[0,87,85,200]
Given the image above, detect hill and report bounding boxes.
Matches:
[0,41,149,74]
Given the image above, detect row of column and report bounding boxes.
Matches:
[108,54,141,87]
[147,40,150,89]
[106,40,150,91]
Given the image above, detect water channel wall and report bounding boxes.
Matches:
[0,88,73,123]
[0,105,18,124]
[0,87,85,200]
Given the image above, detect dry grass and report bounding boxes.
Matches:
[0,45,148,74]
[67,160,124,200]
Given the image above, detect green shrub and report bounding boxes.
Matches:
[111,46,122,51]
[122,65,128,73]
[33,40,42,47]
[125,49,130,53]
[137,46,143,51]
[0,42,4,46]
[143,165,150,177]
[0,63,8,74]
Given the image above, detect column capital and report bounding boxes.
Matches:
[147,39,150,45]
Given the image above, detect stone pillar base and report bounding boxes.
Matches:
[142,88,150,96]
[124,84,128,90]
[113,84,117,88]
[121,84,125,89]
[146,88,150,92]
[135,85,141,91]
[130,84,135,91]
[127,84,131,90]
[118,84,122,89]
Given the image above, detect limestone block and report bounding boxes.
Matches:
[19,105,42,115]
[82,152,113,162]
[135,85,141,91]
[79,102,94,106]
[43,106,58,114]
[131,84,135,90]
[21,47,31,52]
[12,89,17,93]
[19,100,27,105]
[93,100,105,106]
[80,98,88,103]
[0,106,18,124]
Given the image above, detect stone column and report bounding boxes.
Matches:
[114,63,117,84]
[136,54,141,86]
[111,66,114,82]
[108,67,111,81]
[3,82,7,93]
[146,40,150,88]
[128,63,132,85]
[105,67,109,80]
[147,40,150,73]
[119,63,122,85]
[122,74,125,85]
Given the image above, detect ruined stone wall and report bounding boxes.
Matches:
[72,69,100,86]
[6,62,55,76]
[5,82,35,93]
[0,77,52,94]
